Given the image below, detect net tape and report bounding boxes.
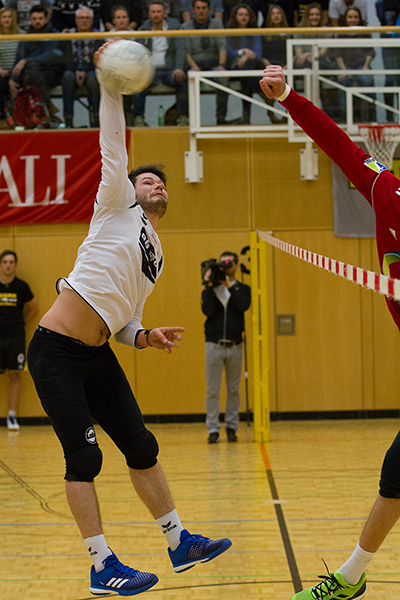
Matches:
[257,230,400,301]
[358,125,400,170]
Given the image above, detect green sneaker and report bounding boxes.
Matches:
[291,570,367,600]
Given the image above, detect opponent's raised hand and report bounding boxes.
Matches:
[259,65,287,99]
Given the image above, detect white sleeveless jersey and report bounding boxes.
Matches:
[57,84,164,346]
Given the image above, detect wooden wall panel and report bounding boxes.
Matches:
[129,129,252,232]
[251,139,334,231]
[272,231,364,412]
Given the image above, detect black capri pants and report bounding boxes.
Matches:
[27,327,158,481]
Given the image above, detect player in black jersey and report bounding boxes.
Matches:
[0,250,38,429]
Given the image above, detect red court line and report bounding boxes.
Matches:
[260,442,271,470]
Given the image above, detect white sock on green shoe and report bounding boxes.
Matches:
[84,534,112,572]
[156,509,184,551]
[337,542,375,585]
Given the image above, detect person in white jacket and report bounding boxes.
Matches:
[27,39,232,597]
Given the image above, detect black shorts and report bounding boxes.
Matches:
[27,327,148,468]
[0,336,26,373]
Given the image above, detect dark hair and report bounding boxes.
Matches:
[128,164,167,187]
[0,250,17,262]
[111,4,129,17]
[30,3,48,16]
[220,251,238,264]
[192,0,210,8]
[344,5,363,25]
[149,1,166,8]
[227,4,257,28]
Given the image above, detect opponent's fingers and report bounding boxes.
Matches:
[259,79,275,97]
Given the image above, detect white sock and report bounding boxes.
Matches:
[84,534,113,572]
[156,509,184,551]
[337,542,375,585]
[8,410,16,417]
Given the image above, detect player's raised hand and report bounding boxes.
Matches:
[259,65,287,99]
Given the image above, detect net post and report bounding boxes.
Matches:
[250,231,270,442]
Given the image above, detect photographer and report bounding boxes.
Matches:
[201,251,251,444]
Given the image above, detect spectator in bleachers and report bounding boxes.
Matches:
[6,0,52,31]
[0,7,22,123]
[142,0,181,21]
[181,0,223,22]
[221,4,264,124]
[51,0,101,31]
[262,5,289,67]
[61,6,103,128]
[383,0,400,24]
[222,0,265,26]
[182,0,228,124]
[294,2,327,69]
[378,0,400,121]
[328,0,367,26]
[9,4,63,121]
[329,6,375,122]
[293,3,339,118]
[263,0,299,27]
[101,0,142,30]
[133,1,188,125]
[298,0,328,24]
[107,5,136,125]
[108,3,134,29]
[262,4,290,123]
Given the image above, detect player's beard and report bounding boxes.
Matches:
[136,193,167,218]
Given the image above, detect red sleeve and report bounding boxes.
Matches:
[280,88,378,205]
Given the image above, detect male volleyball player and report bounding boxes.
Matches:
[27,40,232,597]
[261,64,400,600]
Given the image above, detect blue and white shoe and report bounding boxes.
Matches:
[90,552,158,596]
[168,529,232,573]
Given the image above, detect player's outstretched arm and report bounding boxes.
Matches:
[259,65,287,99]
[259,65,376,201]
[94,40,132,208]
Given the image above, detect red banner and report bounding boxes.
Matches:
[0,130,107,225]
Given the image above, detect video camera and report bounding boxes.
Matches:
[201,258,233,286]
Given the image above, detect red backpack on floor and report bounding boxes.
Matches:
[13,85,50,129]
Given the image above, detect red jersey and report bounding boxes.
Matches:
[281,88,400,332]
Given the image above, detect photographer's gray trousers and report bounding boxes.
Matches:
[205,341,242,433]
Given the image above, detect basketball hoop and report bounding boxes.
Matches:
[358,124,400,171]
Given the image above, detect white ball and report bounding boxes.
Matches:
[98,40,155,95]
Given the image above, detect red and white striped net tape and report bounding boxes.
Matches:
[257,230,400,301]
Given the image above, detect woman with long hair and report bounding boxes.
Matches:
[262,4,289,123]
[329,6,375,122]
[0,8,22,125]
[294,2,327,69]
[223,4,263,124]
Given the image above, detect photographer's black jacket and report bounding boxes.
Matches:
[201,281,251,344]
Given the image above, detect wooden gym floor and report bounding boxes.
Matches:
[1,419,400,600]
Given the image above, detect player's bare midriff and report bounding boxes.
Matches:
[39,288,111,346]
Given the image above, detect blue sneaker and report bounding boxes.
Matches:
[90,552,158,596]
[168,529,232,572]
